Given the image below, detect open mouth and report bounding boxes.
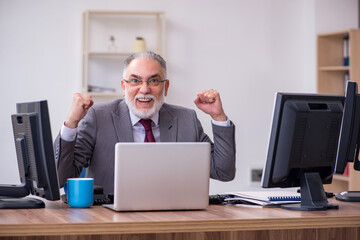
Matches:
[137,97,153,103]
[136,97,154,108]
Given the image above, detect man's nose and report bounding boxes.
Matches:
[139,81,150,93]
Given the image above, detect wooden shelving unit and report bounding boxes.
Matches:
[82,11,166,99]
[317,29,360,193]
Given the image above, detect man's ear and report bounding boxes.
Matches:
[121,80,126,95]
[164,80,170,96]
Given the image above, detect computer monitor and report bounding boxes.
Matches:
[334,81,360,202]
[261,93,344,211]
[0,100,60,209]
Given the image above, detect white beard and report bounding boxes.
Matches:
[124,88,165,119]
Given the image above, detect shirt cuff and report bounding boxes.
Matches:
[60,123,77,142]
[211,117,231,127]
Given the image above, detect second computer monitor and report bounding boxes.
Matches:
[261,92,344,211]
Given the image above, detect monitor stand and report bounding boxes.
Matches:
[0,181,45,209]
[281,172,339,211]
[336,191,360,202]
[0,197,45,209]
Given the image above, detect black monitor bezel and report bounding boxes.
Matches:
[261,92,344,210]
[0,100,60,209]
[262,93,344,188]
[335,81,360,174]
[16,100,60,201]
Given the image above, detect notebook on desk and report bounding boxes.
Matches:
[226,190,301,206]
[104,142,211,211]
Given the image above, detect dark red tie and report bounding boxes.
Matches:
[140,119,156,142]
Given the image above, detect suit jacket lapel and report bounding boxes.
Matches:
[159,104,178,142]
[111,100,134,142]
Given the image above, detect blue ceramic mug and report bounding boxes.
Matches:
[64,178,94,208]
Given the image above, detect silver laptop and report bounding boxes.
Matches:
[104,142,210,211]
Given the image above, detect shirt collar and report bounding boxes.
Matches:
[128,109,159,127]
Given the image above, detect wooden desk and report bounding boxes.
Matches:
[1,199,360,240]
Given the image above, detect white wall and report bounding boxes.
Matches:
[315,0,358,33]
[0,0,357,194]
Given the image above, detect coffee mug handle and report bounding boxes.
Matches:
[64,182,68,195]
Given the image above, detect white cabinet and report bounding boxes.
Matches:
[82,11,166,99]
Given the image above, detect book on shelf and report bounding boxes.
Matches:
[226,190,301,206]
[343,36,349,66]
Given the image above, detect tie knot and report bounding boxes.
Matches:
[140,119,153,131]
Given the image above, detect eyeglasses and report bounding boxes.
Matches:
[123,78,168,87]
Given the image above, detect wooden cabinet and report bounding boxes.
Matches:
[317,29,360,193]
[82,11,166,100]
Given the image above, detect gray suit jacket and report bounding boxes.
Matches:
[55,99,236,194]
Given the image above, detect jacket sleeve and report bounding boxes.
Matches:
[54,135,80,187]
[54,108,97,187]
[193,112,236,181]
[210,122,236,181]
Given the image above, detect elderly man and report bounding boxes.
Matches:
[55,51,236,195]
